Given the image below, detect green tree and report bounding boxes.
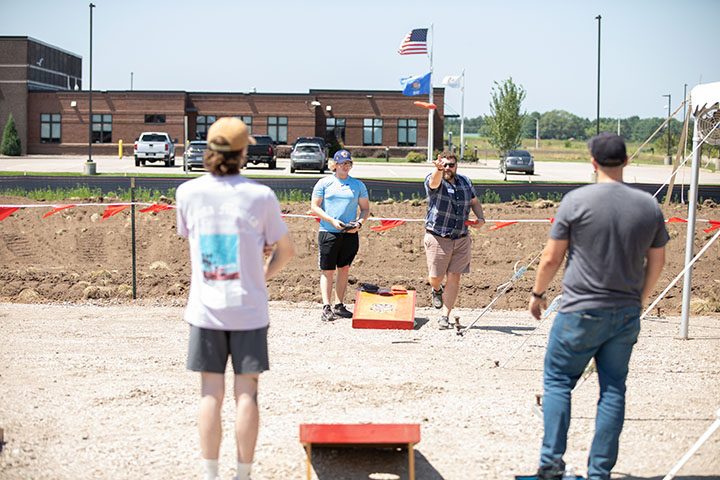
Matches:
[522,111,541,138]
[486,77,526,155]
[444,116,485,136]
[539,110,590,140]
[1,113,22,156]
[631,117,665,144]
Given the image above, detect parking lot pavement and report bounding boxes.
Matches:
[1,154,719,185]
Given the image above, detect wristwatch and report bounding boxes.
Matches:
[531,290,546,300]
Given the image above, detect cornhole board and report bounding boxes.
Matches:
[300,423,421,480]
[351,290,416,330]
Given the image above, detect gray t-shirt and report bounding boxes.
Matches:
[550,182,670,312]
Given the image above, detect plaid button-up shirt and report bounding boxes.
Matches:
[424,173,476,238]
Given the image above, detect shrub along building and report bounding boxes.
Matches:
[1,36,445,157]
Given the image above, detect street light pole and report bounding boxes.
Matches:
[459,68,465,160]
[84,2,96,175]
[662,93,671,163]
[683,83,688,162]
[595,14,601,136]
[535,118,539,149]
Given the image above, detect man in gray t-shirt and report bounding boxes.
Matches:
[528,133,669,480]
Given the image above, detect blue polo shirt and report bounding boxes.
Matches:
[312,175,369,233]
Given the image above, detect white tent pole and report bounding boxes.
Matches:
[663,408,720,480]
[427,24,434,163]
[679,118,701,339]
[460,69,465,160]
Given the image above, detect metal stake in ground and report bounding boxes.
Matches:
[457,251,542,337]
[130,177,137,299]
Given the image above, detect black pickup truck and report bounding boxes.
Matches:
[246,135,276,169]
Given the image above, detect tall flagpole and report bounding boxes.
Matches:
[427,24,434,162]
[460,68,465,160]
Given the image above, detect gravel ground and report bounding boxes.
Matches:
[0,302,718,480]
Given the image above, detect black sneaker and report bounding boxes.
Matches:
[321,304,336,322]
[438,316,450,330]
[536,461,565,480]
[431,287,444,309]
[332,303,353,318]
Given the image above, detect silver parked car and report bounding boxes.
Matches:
[500,149,534,176]
[183,141,207,171]
[290,143,326,173]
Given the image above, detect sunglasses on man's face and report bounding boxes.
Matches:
[442,163,456,168]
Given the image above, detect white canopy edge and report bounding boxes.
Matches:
[691,81,720,116]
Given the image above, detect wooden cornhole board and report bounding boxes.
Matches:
[351,290,416,330]
[300,423,421,480]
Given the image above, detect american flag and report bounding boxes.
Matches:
[398,28,428,55]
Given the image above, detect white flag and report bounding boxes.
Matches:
[442,74,462,88]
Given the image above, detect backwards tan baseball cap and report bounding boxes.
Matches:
[207,117,256,152]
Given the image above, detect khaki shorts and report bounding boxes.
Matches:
[423,232,472,278]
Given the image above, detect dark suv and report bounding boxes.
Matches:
[500,149,534,176]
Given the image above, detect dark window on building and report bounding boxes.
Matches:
[267,116,287,144]
[91,114,112,143]
[363,118,383,145]
[234,115,253,134]
[144,114,166,124]
[196,115,216,140]
[326,118,346,142]
[40,113,61,143]
[397,119,418,146]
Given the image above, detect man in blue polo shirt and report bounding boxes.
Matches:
[424,151,485,329]
[311,149,370,322]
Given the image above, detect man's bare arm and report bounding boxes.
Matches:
[427,156,444,190]
[529,239,568,319]
[265,233,295,281]
[469,197,485,227]
[310,196,344,231]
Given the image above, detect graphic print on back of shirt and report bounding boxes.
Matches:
[199,233,240,281]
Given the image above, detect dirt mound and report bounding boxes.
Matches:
[1,195,719,314]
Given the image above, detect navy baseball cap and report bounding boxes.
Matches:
[588,133,627,167]
[333,149,353,164]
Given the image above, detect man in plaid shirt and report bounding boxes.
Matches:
[424,151,485,329]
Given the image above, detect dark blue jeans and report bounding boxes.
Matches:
[540,306,641,480]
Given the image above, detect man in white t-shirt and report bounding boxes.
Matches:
[176,117,294,480]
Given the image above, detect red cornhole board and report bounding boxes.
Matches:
[300,423,421,480]
[351,290,416,330]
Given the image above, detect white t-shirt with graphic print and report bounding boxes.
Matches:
[176,174,288,331]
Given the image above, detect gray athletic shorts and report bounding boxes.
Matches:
[187,325,269,374]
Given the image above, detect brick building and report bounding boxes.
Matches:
[1,36,444,157]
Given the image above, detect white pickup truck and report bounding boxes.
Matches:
[134,132,176,167]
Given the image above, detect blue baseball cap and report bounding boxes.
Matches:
[333,149,352,164]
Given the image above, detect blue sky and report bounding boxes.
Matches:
[2,0,718,120]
